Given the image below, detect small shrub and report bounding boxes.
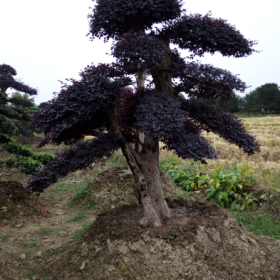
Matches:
[160,158,210,191]
[3,141,54,174]
[206,162,259,210]
[161,159,266,211]
[5,156,43,174]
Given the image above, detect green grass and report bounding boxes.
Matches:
[69,178,91,205]
[72,223,91,241]
[45,244,68,256]
[52,182,73,193]
[25,264,39,279]
[233,212,280,239]
[23,242,38,248]
[38,228,53,236]
[1,235,10,241]
[108,149,128,166]
[67,211,86,222]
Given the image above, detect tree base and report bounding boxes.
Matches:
[38,200,280,280]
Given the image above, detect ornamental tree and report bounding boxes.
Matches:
[25,0,260,227]
[0,64,37,140]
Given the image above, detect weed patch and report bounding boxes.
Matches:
[22,242,38,248]
[38,228,53,236]
[1,235,10,241]
[72,223,91,241]
[67,211,86,223]
[233,212,280,239]
[45,244,68,256]
[160,159,268,211]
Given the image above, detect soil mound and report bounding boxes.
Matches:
[39,199,280,280]
[0,181,43,223]
[87,167,182,210]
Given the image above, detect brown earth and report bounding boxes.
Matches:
[36,199,280,280]
[0,181,43,225]
[87,167,182,211]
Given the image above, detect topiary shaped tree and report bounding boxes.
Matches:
[0,64,38,139]
[25,0,260,227]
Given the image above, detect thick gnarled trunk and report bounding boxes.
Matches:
[120,139,170,227]
[108,38,173,227]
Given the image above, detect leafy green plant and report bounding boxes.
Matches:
[206,162,260,210]
[3,141,54,174]
[5,156,43,174]
[160,158,210,191]
[161,159,267,212]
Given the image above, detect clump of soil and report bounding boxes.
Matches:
[0,181,43,223]
[38,199,280,280]
[87,167,182,210]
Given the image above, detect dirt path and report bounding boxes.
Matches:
[0,167,101,280]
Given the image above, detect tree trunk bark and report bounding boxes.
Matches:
[138,138,171,222]
[108,102,170,227]
[0,87,8,96]
[135,72,145,153]
[107,38,174,227]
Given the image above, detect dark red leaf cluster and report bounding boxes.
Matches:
[112,31,165,73]
[25,133,120,195]
[32,64,131,146]
[181,99,260,155]
[162,14,256,57]
[134,91,218,163]
[88,0,183,39]
[173,60,247,99]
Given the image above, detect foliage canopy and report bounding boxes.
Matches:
[25,0,260,226]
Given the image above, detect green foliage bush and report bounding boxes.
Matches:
[160,159,267,211]
[5,156,43,174]
[0,115,18,136]
[3,141,54,174]
[160,158,210,191]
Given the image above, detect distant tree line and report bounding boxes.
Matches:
[180,83,280,114]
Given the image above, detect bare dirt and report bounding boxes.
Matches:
[87,167,182,211]
[0,136,280,279]
[35,200,280,280]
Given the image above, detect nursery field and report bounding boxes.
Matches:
[1,116,280,279]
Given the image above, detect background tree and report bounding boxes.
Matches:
[0,64,53,174]
[0,64,37,140]
[25,0,259,227]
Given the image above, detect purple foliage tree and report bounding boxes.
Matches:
[25,0,260,227]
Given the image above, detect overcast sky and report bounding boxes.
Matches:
[1,0,279,104]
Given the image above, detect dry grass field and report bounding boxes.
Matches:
[159,116,280,190]
[202,116,280,190]
[105,115,280,190]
